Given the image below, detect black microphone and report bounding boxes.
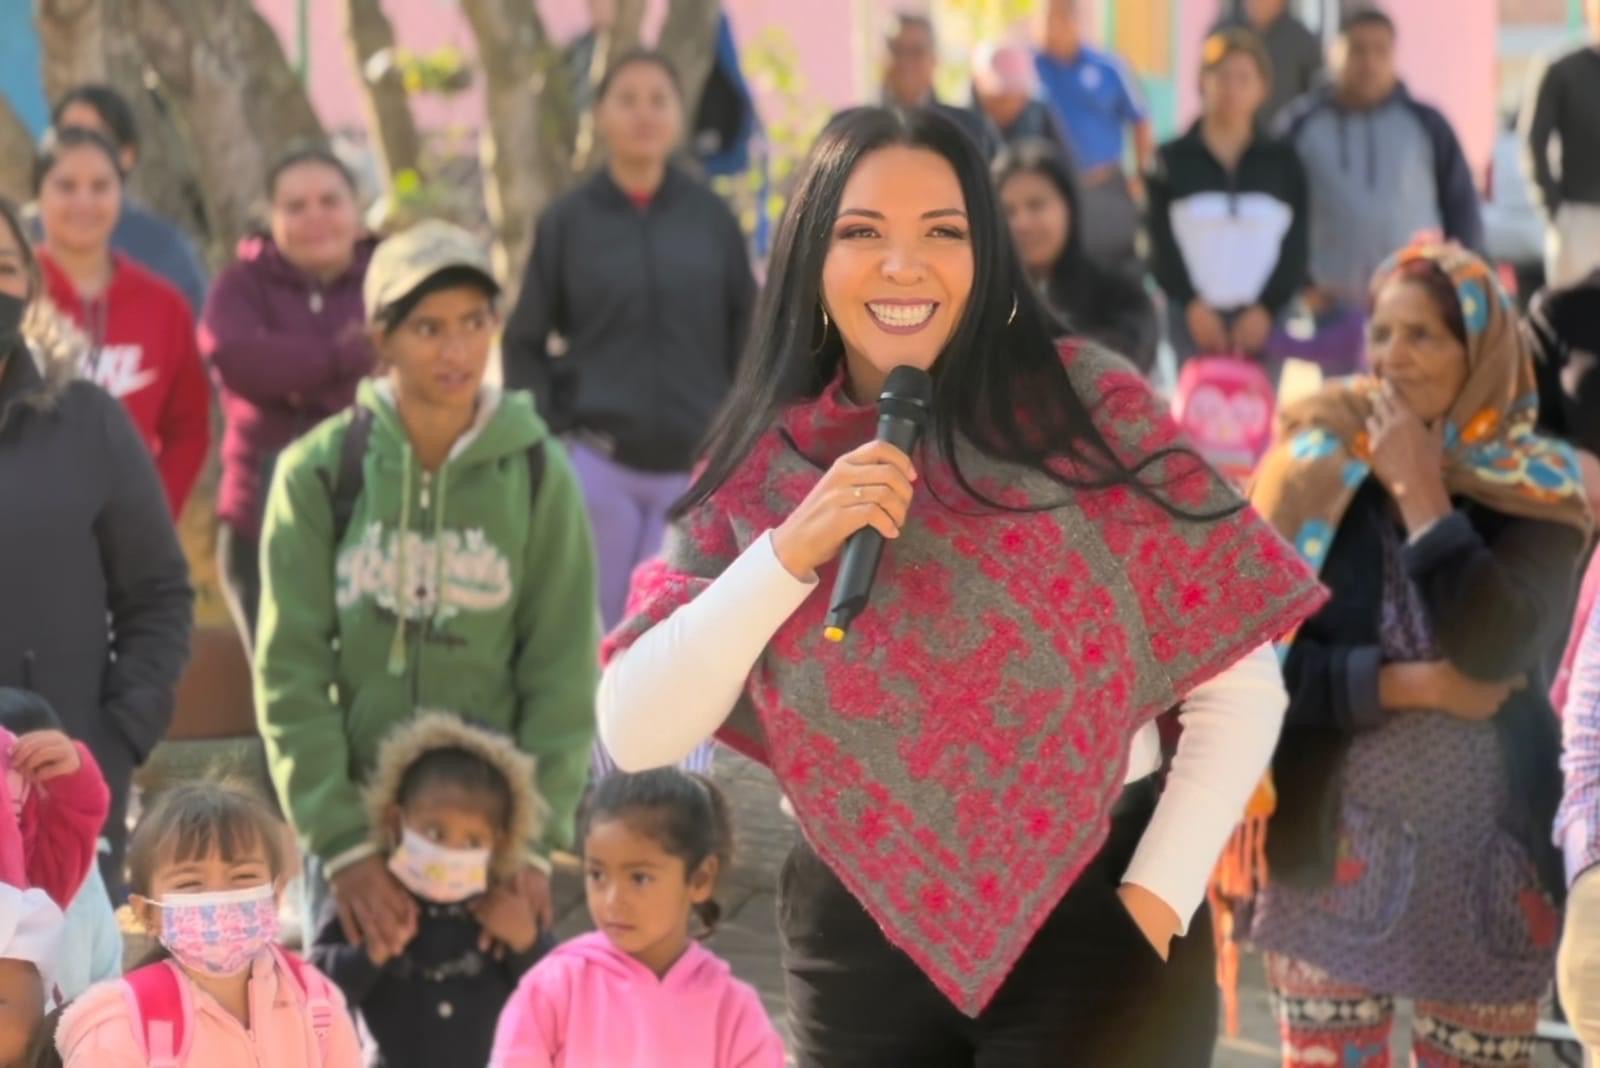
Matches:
[823,366,933,642]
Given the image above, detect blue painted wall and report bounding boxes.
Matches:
[0,7,49,136]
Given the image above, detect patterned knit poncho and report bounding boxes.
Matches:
[605,343,1325,1014]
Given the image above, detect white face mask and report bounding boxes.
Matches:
[387,826,490,903]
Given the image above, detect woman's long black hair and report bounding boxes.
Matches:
[680,106,1211,517]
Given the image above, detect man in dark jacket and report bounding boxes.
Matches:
[880,13,1002,160]
[1520,0,1600,288]
[0,283,192,895]
[1528,268,1600,515]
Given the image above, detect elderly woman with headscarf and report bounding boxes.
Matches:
[1241,242,1591,1068]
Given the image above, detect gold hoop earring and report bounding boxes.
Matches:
[1008,294,1018,326]
[811,303,831,355]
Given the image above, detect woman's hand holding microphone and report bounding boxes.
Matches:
[771,441,917,581]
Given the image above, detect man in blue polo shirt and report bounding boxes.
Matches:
[1034,0,1152,274]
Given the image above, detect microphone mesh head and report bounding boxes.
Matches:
[881,366,933,406]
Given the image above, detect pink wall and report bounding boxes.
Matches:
[256,0,1496,179]
[254,0,866,138]
[1172,0,1496,179]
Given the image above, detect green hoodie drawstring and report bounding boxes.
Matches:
[387,448,454,678]
[387,447,414,676]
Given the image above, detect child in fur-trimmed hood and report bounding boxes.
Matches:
[310,712,553,1068]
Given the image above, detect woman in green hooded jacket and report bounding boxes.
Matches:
[254,220,599,961]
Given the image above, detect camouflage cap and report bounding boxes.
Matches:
[363,219,499,321]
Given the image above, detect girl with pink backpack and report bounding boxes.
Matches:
[54,783,361,1068]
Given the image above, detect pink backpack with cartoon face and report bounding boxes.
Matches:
[120,946,336,1067]
[1171,356,1276,487]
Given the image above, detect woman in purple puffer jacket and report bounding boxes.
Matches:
[199,147,378,655]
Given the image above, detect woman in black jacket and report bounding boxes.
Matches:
[1245,243,1589,1064]
[993,140,1158,372]
[502,51,755,653]
[1146,29,1307,365]
[0,197,191,894]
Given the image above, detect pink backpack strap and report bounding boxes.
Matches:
[121,961,194,1068]
[273,946,336,1062]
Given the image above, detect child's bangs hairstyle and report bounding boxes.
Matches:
[126,781,289,896]
[579,770,734,934]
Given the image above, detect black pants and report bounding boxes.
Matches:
[216,523,260,657]
[779,779,1218,1067]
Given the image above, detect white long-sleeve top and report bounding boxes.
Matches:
[599,531,1287,930]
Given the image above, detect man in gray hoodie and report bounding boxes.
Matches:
[1275,7,1482,369]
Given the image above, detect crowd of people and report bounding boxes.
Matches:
[0,0,1597,1066]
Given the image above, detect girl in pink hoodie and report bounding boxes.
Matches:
[490,770,785,1068]
[55,782,363,1068]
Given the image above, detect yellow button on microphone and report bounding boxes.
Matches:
[823,626,846,643]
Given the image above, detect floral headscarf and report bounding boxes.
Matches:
[1253,241,1592,568]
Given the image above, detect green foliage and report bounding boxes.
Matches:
[931,0,1037,101]
[715,26,831,253]
[392,45,474,95]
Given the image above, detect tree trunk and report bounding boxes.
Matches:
[34,0,106,103]
[100,0,212,256]
[125,0,325,254]
[342,0,422,191]
[570,0,648,173]
[0,97,35,205]
[35,1,213,256]
[657,0,722,134]
[459,0,572,287]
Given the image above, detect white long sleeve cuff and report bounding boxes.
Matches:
[598,531,816,771]
[597,533,1285,938]
[1122,643,1287,932]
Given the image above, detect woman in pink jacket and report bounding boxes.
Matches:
[491,770,784,1068]
[56,782,362,1068]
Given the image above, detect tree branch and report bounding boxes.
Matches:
[342,0,422,192]
[458,0,572,287]
[126,0,325,253]
[657,0,722,137]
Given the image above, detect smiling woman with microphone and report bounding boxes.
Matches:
[598,106,1325,1066]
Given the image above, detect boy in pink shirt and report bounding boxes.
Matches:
[491,769,784,1068]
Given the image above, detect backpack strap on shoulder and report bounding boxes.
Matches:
[273,946,336,1062]
[121,961,193,1068]
[332,405,376,544]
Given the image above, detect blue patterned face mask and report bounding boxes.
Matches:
[156,883,279,977]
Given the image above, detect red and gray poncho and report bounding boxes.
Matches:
[605,342,1325,1014]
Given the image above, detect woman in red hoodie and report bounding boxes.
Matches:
[34,126,210,518]
[199,147,376,654]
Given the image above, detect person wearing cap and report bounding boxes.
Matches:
[970,41,1076,162]
[254,219,600,964]
[0,884,64,1065]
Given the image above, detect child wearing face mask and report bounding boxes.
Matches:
[0,884,64,1068]
[489,769,784,1068]
[54,782,362,1067]
[310,713,553,1068]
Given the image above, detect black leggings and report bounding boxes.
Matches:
[779,779,1218,1067]
[215,524,260,658]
